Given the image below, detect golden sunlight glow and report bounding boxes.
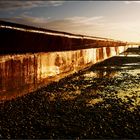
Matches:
[40,66,60,78]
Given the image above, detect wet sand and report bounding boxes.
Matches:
[1,48,140,139]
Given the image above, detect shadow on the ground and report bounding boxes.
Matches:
[92,48,140,71]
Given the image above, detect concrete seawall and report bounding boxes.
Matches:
[0,21,129,100]
[0,46,128,100]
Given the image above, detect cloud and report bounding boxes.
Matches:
[65,16,104,25]
[46,16,104,28]
[124,1,140,4]
[1,14,51,28]
[44,16,105,34]
[47,1,65,7]
[0,1,64,11]
[17,14,51,24]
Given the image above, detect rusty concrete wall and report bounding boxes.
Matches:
[0,46,128,100]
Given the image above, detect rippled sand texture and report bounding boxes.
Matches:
[1,47,140,139]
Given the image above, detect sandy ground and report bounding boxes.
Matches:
[1,48,140,139]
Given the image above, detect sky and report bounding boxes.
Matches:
[0,1,140,42]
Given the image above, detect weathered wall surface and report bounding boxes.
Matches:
[0,46,128,100]
[0,21,129,100]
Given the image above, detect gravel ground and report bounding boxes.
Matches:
[1,48,140,139]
